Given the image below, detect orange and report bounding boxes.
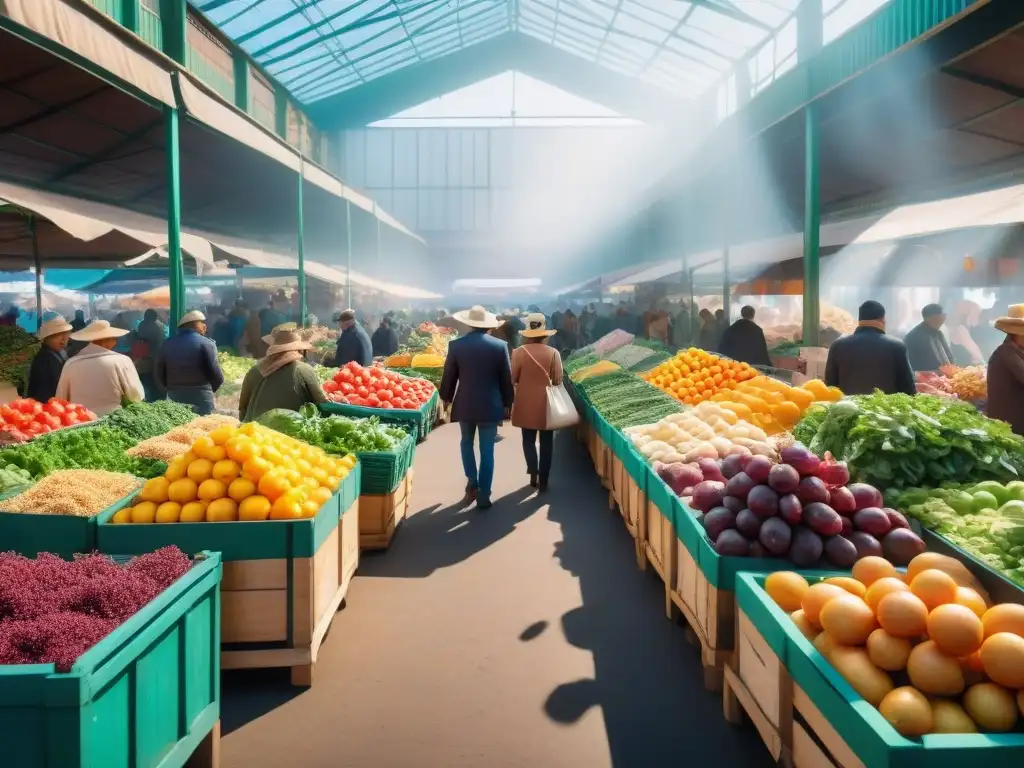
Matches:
[167,478,199,505]
[227,477,257,502]
[197,478,228,502]
[179,500,208,522]
[111,507,132,524]
[982,603,1024,639]
[801,583,847,630]
[325,474,341,490]
[258,471,291,502]
[907,640,965,696]
[865,577,910,612]
[164,457,188,482]
[206,497,238,522]
[866,629,912,672]
[242,456,273,483]
[186,458,214,483]
[260,446,284,466]
[226,436,260,463]
[879,687,933,737]
[301,498,320,518]
[876,591,929,638]
[927,604,983,657]
[964,682,1018,732]
[139,477,170,504]
[910,569,958,611]
[852,556,897,587]
[955,587,989,619]
[130,501,157,524]
[270,492,304,520]
[155,501,181,523]
[820,595,877,646]
[309,486,332,507]
[930,700,977,734]
[979,632,1024,688]
[212,459,241,483]
[191,435,216,458]
[824,577,867,599]
[238,495,272,521]
[207,425,235,446]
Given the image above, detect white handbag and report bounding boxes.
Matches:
[525,349,579,430]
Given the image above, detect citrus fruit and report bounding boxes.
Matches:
[910,569,958,611]
[179,500,208,522]
[208,425,235,446]
[955,587,988,619]
[301,498,319,518]
[155,501,182,523]
[130,501,157,524]
[270,492,303,520]
[765,572,809,612]
[907,640,964,696]
[824,577,867,598]
[309,486,332,507]
[927,603,983,657]
[852,556,896,587]
[164,458,188,482]
[167,478,199,504]
[238,495,271,521]
[964,682,1018,732]
[212,459,241,483]
[982,603,1024,639]
[790,610,818,641]
[878,687,932,737]
[198,478,228,502]
[819,594,877,646]
[979,632,1024,688]
[226,436,259,463]
[206,497,238,522]
[801,583,849,630]
[866,628,912,672]
[186,458,214,483]
[242,457,272,483]
[930,700,977,733]
[830,646,894,706]
[865,577,909,612]
[139,477,170,504]
[228,477,257,502]
[111,507,132,524]
[876,591,928,638]
[258,471,291,502]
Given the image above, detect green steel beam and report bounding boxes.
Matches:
[298,155,307,327]
[122,0,140,34]
[799,0,822,347]
[306,31,685,128]
[233,54,250,111]
[165,105,185,326]
[345,199,353,308]
[274,88,288,138]
[160,0,187,64]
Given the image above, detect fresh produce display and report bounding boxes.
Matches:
[572,329,635,360]
[708,376,842,435]
[0,547,191,671]
[217,350,257,383]
[665,441,925,566]
[0,425,167,480]
[126,414,241,461]
[940,364,987,401]
[565,353,600,375]
[384,354,412,367]
[323,362,436,409]
[626,401,776,464]
[113,422,355,523]
[386,366,442,389]
[0,325,39,386]
[641,348,758,405]
[570,360,622,382]
[0,463,32,494]
[0,398,97,441]
[915,371,958,399]
[575,370,684,429]
[258,404,409,455]
[410,353,444,368]
[794,393,1024,488]
[769,341,804,358]
[400,326,453,357]
[314,365,338,384]
[893,482,1024,587]
[103,400,197,442]
[605,344,658,369]
[0,470,141,517]
[628,351,671,373]
[765,552,1024,736]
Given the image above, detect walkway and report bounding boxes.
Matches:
[220,424,773,767]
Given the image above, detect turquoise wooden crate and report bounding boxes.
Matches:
[736,572,1024,768]
[320,390,438,441]
[0,494,134,559]
[1,551,222,768]
[95,467,359,562]
[613,431,648,488]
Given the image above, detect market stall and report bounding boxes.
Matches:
[567,328,1024,766]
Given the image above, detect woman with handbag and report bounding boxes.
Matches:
[511,313,570,491]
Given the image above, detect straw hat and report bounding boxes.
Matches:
[265,328,312,355]
[178,310,206,327]
[521,312,556,338]
[452,305,501,329]
[70,320,129,342]
[262,322,299,346]
[994,304,1024,335]
[36,317,73,340]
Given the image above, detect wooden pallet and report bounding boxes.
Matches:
[220,500,360,686]
[359,470,413,550]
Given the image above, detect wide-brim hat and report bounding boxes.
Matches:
[262,322,300,346]
[70,319,129,342]
[178,310,206,327]
[264,326,311,354]
[994,304,1024,335]
[452,305,501,329]
[521,312,556,338]
[36,317,73,340]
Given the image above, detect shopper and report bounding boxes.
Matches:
[69,309,87,333]
[155,311,224,416]
[371,317,399,358]
[55,320,144,415]
[332,309,372,366]
[440,305,514,510]
[133,308,166,402]
[698,309,718,352]
[948,300,985,365]
[824,300,915,396]
[511,313,562,492]
[238,328,326,422]
[25,317,73,402]
[903,303,954,372]
[718,305,771,366]
[985,305,1024,435]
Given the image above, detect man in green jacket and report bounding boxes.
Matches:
[238,328,326,422]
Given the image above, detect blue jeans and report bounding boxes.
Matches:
[460,422,498,501]
[167,386,216,416]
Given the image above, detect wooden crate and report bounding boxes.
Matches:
[220,499,360,686]
[359,470,412,550]
[723,609,793,764]
[610,453,626,513]
[643,498,676,595]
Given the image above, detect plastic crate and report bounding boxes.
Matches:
[0,551,222,768]
[356,432,415,495]
[0,493,135,559]
[320,389,439,441]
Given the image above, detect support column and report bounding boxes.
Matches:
[121,0,139,34]
[159,0,186,64]
[30,217,42,331]
[274,90,288,140]
[297,158,307,327]
[374,204,382,314]
[345,199,353,308]
[233,55,249,113]
[798,0,823,346]
[165,106,185,326]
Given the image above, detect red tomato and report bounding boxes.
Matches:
[377,390,392,402]
[61,412,79,426]
[23,421,43,435]
[366,395,380,407]
[322,381,338,393]
[45,401,66,416]
[380,401,394,409]
[340,382,355,395]
[356,386,369,399]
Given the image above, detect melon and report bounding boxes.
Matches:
[876,591,928,638]
[765,571,809,612]
[964,683,1019,733]
[830,646,894,706]
[930,700,977,734]
[979,632,1024,688]
[820,594,877,646]
[801,583,847,630]
[927,604,983,657]
[878,687,932,737]
[866,628,912,672]
[906,641,964,696]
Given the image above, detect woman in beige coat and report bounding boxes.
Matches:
[510,314,563,491]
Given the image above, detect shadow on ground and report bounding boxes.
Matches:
[532,430,774,767]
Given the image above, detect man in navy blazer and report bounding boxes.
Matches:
[440,306,515,509]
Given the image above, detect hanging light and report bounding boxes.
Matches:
[963,254,975,272]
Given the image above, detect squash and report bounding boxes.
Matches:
[411,353,445,368]
[385,354,413,367]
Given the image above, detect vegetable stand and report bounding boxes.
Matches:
[0,551,223,768]
[96,467,361,687]
[320,389,440,442]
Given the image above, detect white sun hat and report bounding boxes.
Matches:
[70,320,129,342]
[452,305,501,329]
[178,310,206,327]
[36,317,73,340]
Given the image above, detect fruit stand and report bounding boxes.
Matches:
[568,329,1024,766]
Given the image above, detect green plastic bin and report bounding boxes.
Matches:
[736,572,1024,768]
[320,389,439,441]
[352,433,415,495]
[0,494,135,559]
[96,465,360,562]
[1,550,222,768]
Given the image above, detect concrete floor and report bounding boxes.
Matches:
[220,424,773,768]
